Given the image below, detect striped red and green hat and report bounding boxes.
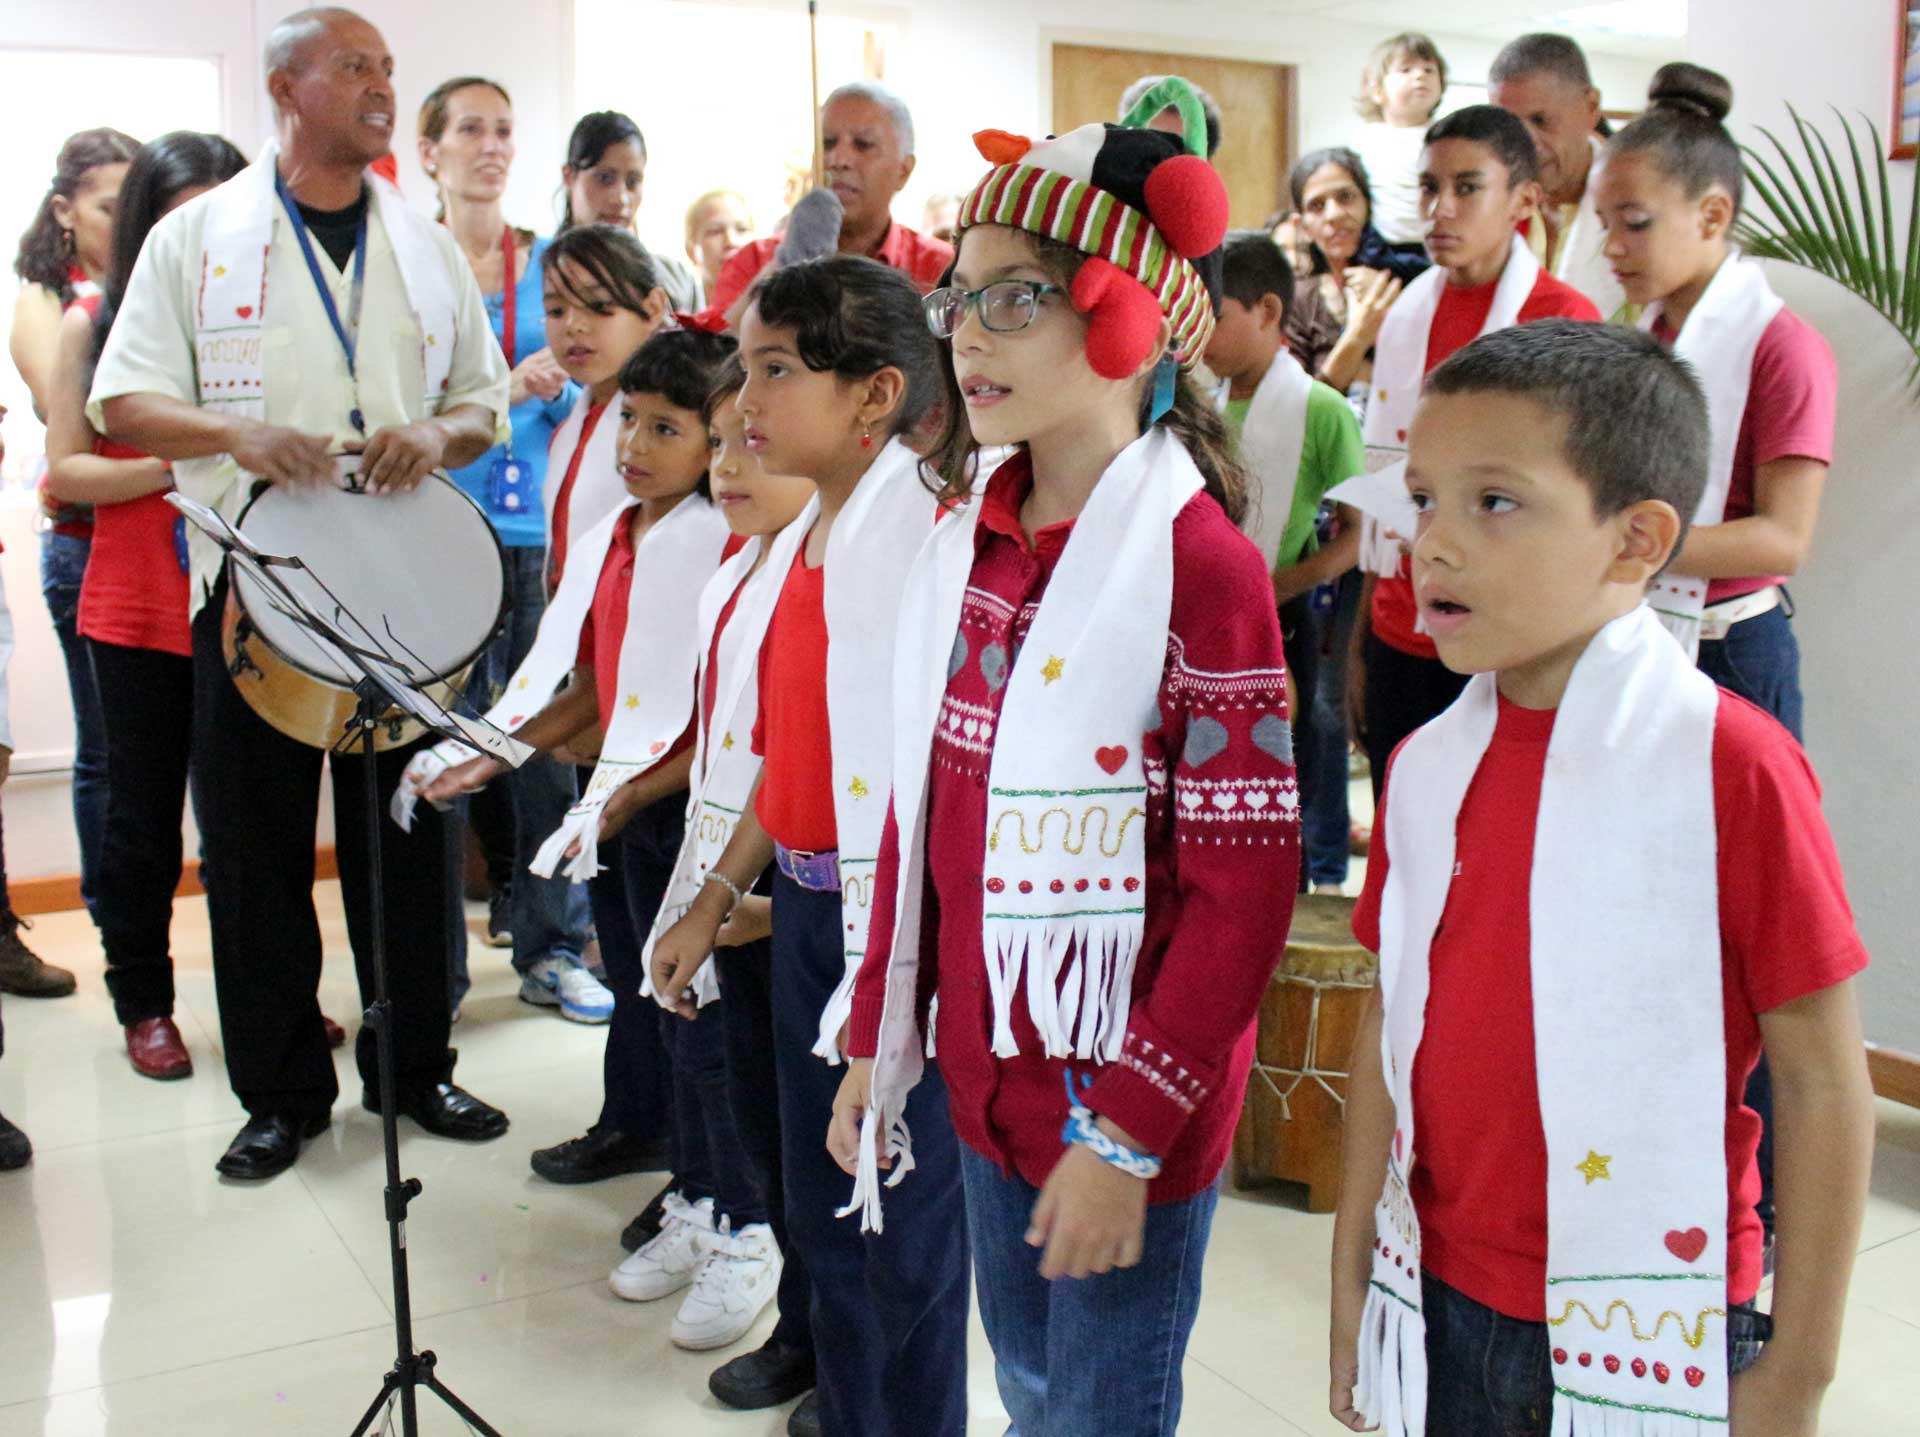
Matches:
[956,79,1230,372]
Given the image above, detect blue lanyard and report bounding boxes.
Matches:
[273,170,369,434]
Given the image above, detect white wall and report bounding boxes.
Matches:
[1688,0,1920,1054]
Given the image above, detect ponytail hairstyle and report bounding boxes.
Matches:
[416,75,515,224]
[94,131,248,369]
[540,223,662,315]
[1608,63,1742,216]
[934,230,1248,523]
[14,127,140,299]
[558,110,646,231]
[746,255,969,497]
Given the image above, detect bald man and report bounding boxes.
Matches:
[92,7,512,1180]
[1489,33,1629,320]
[705,82,953,319]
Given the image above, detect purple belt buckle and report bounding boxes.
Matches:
[775,843,841,893]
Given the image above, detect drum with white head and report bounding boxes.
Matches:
[222,461,506,750]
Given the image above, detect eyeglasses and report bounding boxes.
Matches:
[923,281,1067,338]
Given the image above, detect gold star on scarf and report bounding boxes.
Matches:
[517,676,530,689]
[624,693,640,710]
[848,776,870,799]
[1575,1150,1613,1185]
[1041,655,1064,685]
[722,733,735,751]
[213,265,227,277]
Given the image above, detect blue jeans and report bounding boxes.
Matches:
[1304,569,1362,887]
[446,544,590,1002]
[39,531,108,917]
[1697,594,1802,1234]
[1421,1272,1769,1435]
[959,1145,1219,1437]
[772,872,970,1437]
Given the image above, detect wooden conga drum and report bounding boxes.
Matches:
[1234,892,1377,1212]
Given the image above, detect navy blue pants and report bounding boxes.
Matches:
[717,932,814,1354]
[1698,595,1803,1237]
[771,872,970,1437]
[585,799,678,1141]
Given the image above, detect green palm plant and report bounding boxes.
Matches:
[1738,106,1920,383]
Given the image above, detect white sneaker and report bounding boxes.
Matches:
[519,956,615,1024]
[610,1193,713,1301]
[670,1221,783,1351]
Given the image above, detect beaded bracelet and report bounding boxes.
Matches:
[1061,1103,1163,1181]
[701,870,746,919]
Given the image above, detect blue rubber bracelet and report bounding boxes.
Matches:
[1061,1104,1162,1181]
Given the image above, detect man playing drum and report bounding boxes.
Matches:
[89,6,512,1180]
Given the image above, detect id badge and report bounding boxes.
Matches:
[488,454,530,515]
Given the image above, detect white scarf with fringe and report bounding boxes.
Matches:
[1640,253,1783,659]
[809,440,942,1063]
[194,140,455,419]
[1216,354,1311,570]
[544,390,628,582]
[638,511,811,1009]
[529,496,733,879]
[1357,604,1726,1436]
[839,428,1197,1231]
[1356,234,1540,580]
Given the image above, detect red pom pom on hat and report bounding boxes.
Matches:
[1070,257,1165,380]
[1143,154,1229,260]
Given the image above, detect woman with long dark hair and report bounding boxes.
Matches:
[5,128,136,974]
[41,132,247,1079]
[557,110,700,312]
[417,75,592,1011]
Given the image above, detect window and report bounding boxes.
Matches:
[0,48,223,488]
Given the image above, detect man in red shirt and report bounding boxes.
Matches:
[705,82,953,319]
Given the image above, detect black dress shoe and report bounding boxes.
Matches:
[620,1175,677,1252]
[787,1390,822,1437]
[709,1338,817,1410]
[363,1083,508,1141]
[0,1109,31,1171]
[216,1113,329,1180]
[530,1126,668,1185]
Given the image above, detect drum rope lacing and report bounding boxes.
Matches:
[1249,974,1375,1119]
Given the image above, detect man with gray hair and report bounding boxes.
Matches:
[91,6,512,1182]
[706,80,953,318]
[1118,74,1223,157]
[1489,32,1627,319]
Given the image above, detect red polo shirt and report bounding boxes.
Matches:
[848,452,1300,1202]
[706,221,954,320]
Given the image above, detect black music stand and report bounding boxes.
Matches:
[171,493,524,1437]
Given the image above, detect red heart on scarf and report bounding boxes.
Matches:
[1396,428,1407,442]
[1664,1228,1708,1264]
[236,305,253,319]
[1685,1367,1705,1389]
[1094,745,1128,775]
[649,741,666,755]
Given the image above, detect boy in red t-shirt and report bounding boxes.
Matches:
[1354,104,1599,803]
[1329,320,1872,1437]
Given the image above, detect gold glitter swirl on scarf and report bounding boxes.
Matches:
[1547,1299,1727,1350]
[988,804,1144,858]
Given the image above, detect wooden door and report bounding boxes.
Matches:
[1051,43,1294,230]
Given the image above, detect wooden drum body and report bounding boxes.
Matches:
[221,471,506,752]
[1234,891,1377,1212]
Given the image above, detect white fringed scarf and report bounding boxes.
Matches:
[1357,605,1728,1436]
[1216,355,1312,570]
[638,510,811,1009]
[529,497,733,879]
[1356,234,1540,581]
[545,390,628,582]
[808,440,943,1063]
[839,428,1198,1231]
[194,140,456,419]
[1640,253,1783,659]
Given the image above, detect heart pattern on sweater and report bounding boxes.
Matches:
[1185,715,1229,768]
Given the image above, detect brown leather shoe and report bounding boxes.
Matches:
[125,1017,193,1081]
[0,912,76,998]
[322,1014,348,1049]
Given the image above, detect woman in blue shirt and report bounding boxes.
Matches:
[418,76,607,1028]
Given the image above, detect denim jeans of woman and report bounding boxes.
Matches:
[39,531,108,918]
